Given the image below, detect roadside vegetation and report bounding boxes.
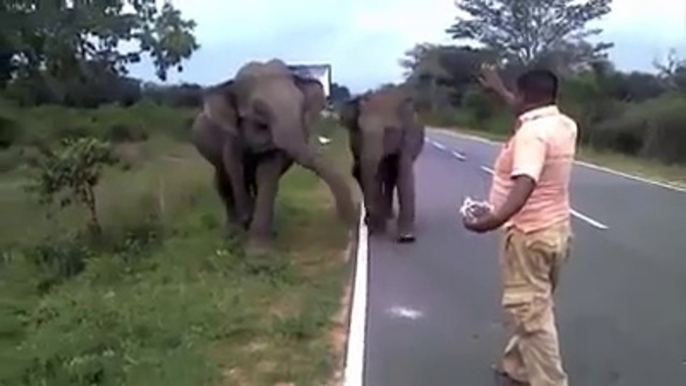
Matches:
[0,97,352,384]
[0,2,354,384]
[398,0,686,186]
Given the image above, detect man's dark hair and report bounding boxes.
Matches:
[516,69,558,105]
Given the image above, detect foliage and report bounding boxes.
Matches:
[447,0,613,68]
[25,137,118,234]
[0,1,198,89]
[404,0,686,167]
[0,123,351,385]
[330,82,351,106]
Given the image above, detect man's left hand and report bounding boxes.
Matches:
[463,211,501,233]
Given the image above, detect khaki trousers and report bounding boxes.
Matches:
[499,221,572,386]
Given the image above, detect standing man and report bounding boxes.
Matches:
[463,65,578,386]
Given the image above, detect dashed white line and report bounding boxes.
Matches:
[432,142,447,151]
[343,206,369,386]
[570,209,609,230]
[481,165,494,175]
[451,150,467,161]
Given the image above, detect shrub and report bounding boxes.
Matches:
[0,116,20,149]
[25,137,119,235]
[588,96,686,164]
[23,235,91,292]
[590,113,647,155]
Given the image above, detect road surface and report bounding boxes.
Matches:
[357,129,686,386]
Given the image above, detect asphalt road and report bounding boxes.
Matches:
[362,128,686,386]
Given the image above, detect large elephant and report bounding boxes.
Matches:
[191,59,357,250]
[340,86,425,243]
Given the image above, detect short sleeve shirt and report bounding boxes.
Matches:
[488,105,578,232]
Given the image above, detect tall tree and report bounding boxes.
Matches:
[447,0,613,67]
[0,0,198,88]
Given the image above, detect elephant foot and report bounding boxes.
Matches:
[366,218,387,236]
[246,235,274,256]
[397,232,416,244]
[396,224,416,244]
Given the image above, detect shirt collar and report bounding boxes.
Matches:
[518,105,559,123]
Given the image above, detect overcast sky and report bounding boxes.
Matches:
[128,0,686,92]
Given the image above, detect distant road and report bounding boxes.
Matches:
[353,128,686,386]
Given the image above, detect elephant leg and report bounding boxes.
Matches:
[222,144,253,229]
[396,155,417,243]
[364,166,386,235]
[351,160,362,192]
[360,144,385,234]
[247,152,289,251]
[381,154,398,219]
[213,166,240,232]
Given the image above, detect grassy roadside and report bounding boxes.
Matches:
[440,127,686,188]
[0,122,356,385]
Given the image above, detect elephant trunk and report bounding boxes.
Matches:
[273,124,358,230]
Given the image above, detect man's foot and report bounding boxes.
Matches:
[491,364,529,386]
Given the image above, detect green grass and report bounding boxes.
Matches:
[0,120,354,385]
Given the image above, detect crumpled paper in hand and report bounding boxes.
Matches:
[459,196,493,219]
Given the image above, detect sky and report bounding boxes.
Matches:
[128,0,686,93]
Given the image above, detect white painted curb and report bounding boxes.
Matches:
[343,206,369,386]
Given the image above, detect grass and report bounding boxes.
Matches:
[0,119,355,385]
[437,126,686,188]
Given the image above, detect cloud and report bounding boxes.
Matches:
[127,0,686,91]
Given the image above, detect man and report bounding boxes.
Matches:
[463,65,578,386]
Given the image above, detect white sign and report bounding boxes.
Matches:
[288,64,332,99]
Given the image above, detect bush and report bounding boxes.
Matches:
[588,96,686,164]
[590,113,647,155]
[25,137,119,235]
[640,99,686,164]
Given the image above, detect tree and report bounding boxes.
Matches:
[26,137,119,236]
[0,0,199,89]
[654,49,686,93]
[447,0,613,67]
[330,83,351,104]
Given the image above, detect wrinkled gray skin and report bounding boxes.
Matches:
[340,86,425,242]
[191,59,357,251]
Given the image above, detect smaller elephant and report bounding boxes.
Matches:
[340,86,425,243]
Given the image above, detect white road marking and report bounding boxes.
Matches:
[432,128,685,193]
[479,164,609,230]
[451,150,467,161]
[570,209,609,230]
[432,141,447,151]
[343,206,369,386]
[574,160,686,193]
[388,306,423,320]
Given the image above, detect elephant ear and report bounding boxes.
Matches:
[203,79,240,129]
[293,76,326,117]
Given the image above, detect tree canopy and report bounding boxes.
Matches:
[447,0,613,68]
[0,0,199,90]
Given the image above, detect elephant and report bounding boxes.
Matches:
[340,86,425,243]
[190,59,357,251]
